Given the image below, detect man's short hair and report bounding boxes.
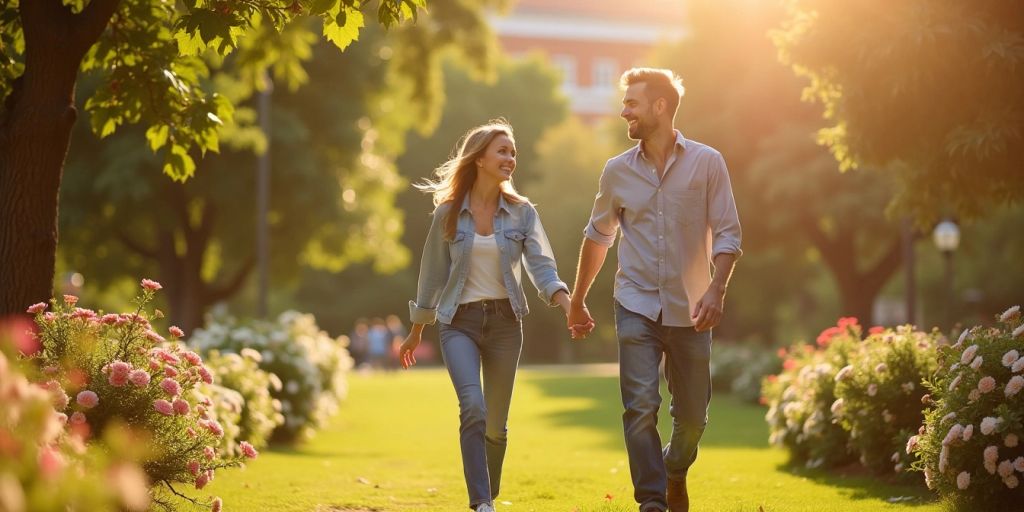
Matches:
[620,68,685,116]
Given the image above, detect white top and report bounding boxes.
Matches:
[460,234,508,303]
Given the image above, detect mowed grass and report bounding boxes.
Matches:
[204,367,943,511]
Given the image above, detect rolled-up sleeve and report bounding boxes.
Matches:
[583,163,619,247]
[707,153,743,259]
[522,206,569,305]
[409,204,451,325]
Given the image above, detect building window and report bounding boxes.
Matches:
[551,54,578,88]
[593,58,617,89]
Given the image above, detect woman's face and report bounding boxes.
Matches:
[475,133,516,183]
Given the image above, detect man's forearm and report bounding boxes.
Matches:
[710,252,738,293]
[572,238,609,304]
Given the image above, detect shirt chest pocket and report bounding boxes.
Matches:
[666,189,706,228]
[502,230,527,260]
[449,232,468,261]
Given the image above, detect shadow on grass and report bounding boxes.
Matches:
[526,374,770,450]
[774,461,941,509]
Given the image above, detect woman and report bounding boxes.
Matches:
[400,120,583,512]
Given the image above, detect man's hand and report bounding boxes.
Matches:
[568,301,595,340]
[691,284,726,332]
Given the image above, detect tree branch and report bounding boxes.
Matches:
[72,0,122,54]
[115,228,159,259]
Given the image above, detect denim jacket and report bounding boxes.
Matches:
[409,194,569,325]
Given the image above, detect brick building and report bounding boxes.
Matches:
[491,0,688,122]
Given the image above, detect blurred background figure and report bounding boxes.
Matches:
[367,318,392,370]
[349,318,370,368]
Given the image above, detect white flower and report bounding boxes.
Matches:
[941,412,957,423]
[950,362,960,372]
[962,424,974,441]
[981,417,1002,436]
[1014,324,1024,338]
[924,467,935,489]
[984,445,999,464]
[906,435,919,454]
[943,424,964,445]
[1006,475,1020,489]
[949,374,962,392]
[894,462,904,473]
[875,363,888,373]
[830,398,845,416]
[1014,358,1024,373]
[867,383,878,397]
[1006,375,1024,397]
[1003,350,1020,367]
[834,365,853,382]
[891,451,900,463]
[961,345,979,365]
[901,382,915,393]
[939,445,950,473]
[1000,305,1020,322]
[998,460,1014,478]
[1006,434,1019,448]
[956,471,970,490]
[1014,456,1024,473]
[968,389,981,402]
[970,356,983,370]
[979,376,997,394]
[953,328,970,348]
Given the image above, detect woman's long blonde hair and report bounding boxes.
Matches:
[415,119,529,240]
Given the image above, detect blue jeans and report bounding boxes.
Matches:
[439,299,523,510]
[615,302,712,511]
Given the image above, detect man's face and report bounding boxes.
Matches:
[620,83,658,140]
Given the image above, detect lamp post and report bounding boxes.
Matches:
[932,220,960,329]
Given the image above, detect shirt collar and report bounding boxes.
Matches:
[638,129,687,161]
[458,192,512,213]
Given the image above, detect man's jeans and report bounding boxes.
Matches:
[615,302,712,510]
[439,299,523,510]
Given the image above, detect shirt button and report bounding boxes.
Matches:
[658,211,663,215]
[659,235,663,239]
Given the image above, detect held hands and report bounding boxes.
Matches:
[691,283,726,332]
[399,332,421,369]
[554,290,594,340]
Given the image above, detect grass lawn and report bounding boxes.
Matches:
[204,366,943,511]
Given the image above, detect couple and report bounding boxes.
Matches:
[399,67,743,512]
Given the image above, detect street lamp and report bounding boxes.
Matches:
[932,220,960,329]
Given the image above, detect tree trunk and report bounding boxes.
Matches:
[0,0,120,315]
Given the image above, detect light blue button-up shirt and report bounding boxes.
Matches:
[584,131,742,327]
[410,194,569,325]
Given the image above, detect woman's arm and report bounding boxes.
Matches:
[409,204,453,325]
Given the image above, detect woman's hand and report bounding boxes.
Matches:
[399,327,424,369]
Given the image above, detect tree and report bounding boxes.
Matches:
[57,5,498,332]
[0,0,462,315]
[773,0,1024,225]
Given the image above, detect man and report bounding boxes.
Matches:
[568,68,742,512]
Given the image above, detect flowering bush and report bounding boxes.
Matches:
[190,311,353,441]
[202,349,284,451]
[911,306,1024,509]
[763,318,861,468]
[833,325,939,477]
[710,343,781,404]
[0,323,149,512]
[22,281,258,510]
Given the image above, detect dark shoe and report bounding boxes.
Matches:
[666,478,688,512]
[640,504,666,512]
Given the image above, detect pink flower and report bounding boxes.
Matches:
[1013,358,1024,373]
[153,399,174,416]
[128,370,150,387]
[99,313,119,325]
[874,363,888,373]
[144,330,165,343]
[968,389,981,402]
[172,398,190,416]
[108,372,129,387]
[70,411,86,425]
[962,424,974,441]
[203,446,215,461]
[195,472,209,489]
[1000,305,1021,321]
[998,460,1014,478]
[1014,456,1024,473]
[981,417,1002,435]
[212,497,223,512]
[943,424,964,446]
[26,302,47,314]
[867,383,878,397]
[76,390,99,409]
[1005,434,1019,448]
[1006,475,1020,489]
[834,365,853,382]
[1004,350,1021,367]
[149,359,161,371]
[961,345,979,365]
[164,366,178,378]
[188,460,201,476]
[63,295,78,306]
[169,326,185,338]
[239,441,258,459]
[949,375,962,392]
[970,356,983,370]
[956,471,970,490]
[156,349,180,365]
[868,326,885,335]
[187,427,197,438]
[55,412,68,425]
[182,350,202,366]
[1005,375,1024,397]
[203,419,224,438]
[141,279,162,291]
[110,360,131,377]
[38,446,65,479]
[198,366,213,385]
[905,435,919,454]
[160,378,181,397]
[978,376,997,394]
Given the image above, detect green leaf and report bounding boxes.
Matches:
[163,144,196,182]
[146,124,170,151]
[308,0,338,16]
[323,7,364,51]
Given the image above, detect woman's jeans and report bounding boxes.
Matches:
[439,299,523,509]
[615,301,712,511]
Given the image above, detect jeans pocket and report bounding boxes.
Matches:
[496,301,519,322]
